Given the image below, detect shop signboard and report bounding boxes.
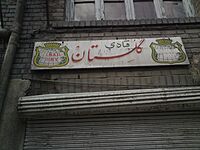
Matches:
[31,37,189,70]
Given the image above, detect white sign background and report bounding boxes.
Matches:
[31,37,189,70]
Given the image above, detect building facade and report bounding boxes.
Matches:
[1,0,200,150]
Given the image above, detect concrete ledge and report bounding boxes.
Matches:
[18,86,200,118]
[52,17,200,29]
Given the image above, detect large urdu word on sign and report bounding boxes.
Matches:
[31,37,189,70]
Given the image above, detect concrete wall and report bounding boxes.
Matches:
[0,79,30,150]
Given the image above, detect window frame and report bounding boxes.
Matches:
[66,0,195,21]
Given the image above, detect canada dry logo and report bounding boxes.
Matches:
[33,43,69,68]
[150,39,186,64]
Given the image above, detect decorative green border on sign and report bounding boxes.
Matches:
[33,43,69,68]
[150,39,186,64]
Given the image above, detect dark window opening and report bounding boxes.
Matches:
[74,0,96,21]
[163,0,186,18]
[134,0,157,19]
[104,0,126,20]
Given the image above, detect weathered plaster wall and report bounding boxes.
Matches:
[0,79,30,150]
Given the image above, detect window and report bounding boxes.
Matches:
[163,0,186,18]
[74,0,95,21]
[104,0,126,20]
[134,0,157,19]
[66,0,195,21]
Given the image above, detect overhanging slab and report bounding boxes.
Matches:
[18,86,200,118]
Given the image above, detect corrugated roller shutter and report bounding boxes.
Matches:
[24,112,200,150]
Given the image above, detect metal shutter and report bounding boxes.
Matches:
[23,112,200,150]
